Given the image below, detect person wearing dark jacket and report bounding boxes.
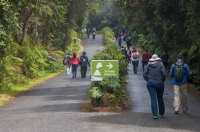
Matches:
[143,54,166,119]
[161,50,169,71]
[79,52,90,78]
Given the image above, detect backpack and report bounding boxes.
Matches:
[80,56,87,65]
[174,63,184,82]
[132,52,138,59]
[63,57,67,65]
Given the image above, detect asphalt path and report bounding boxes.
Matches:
[0,34,200,132]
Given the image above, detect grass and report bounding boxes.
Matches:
[0,70,65,106]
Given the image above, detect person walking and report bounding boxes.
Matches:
[143,54,166,119]
[92,28,96,40]
[70,52,79,78]
[86,27,91,38]
[161,50,169,72]
[79,52,90,78]
[142,49,150,71]
[65,52,71,75]
[126,35,131,50]
[169,53,190,114]
[131,48,139,74]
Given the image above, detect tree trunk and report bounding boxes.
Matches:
[20,7,36,46]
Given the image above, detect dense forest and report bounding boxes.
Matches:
[0,0,100,90]
[0,0,200,92]
[92,0,200,88]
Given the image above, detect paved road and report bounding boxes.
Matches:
[0,34,200,132]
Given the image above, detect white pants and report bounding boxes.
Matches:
[174,83,188,112]
[66,65,71,75]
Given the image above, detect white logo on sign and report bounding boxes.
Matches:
[93,62,102,76]
[96,62,102,69]
[94,70,101,76]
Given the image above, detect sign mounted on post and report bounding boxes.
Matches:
[91,60,119,81]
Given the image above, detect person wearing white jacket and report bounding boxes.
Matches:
[131,48,139,74]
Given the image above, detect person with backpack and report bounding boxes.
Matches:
[79,52,90,78]
[169,53,190,114]
[70,52,79,78]
[143,54,166,119]
[131,48,139,74]
[65,53,71,75]
[142,49,150,71]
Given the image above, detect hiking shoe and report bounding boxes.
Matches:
[153,116,157,119]
[72,75,75,78]
[174,111,179,114]
[159,115,164,118]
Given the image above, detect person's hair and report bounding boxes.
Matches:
[83,52,86,55]
[164,50,168,53]
[73,52,76,58]
[145,49,148,52]
[177,53,184,59]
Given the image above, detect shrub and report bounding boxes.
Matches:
[87,27,128,110]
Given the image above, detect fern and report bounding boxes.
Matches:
[88,87,104,99]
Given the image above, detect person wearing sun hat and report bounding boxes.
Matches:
[143,54,166,119]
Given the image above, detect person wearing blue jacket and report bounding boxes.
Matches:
[169,53,190,114]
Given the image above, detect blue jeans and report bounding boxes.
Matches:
[132,61,139,70]
[72,64,78,77]
[147,80,165,116]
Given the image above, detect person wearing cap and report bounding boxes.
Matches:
[143,54,166,119]
[131,48,139,74]
[169,53,190,114]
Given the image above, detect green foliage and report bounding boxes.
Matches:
[93,27,129,78]
[113,0,200,84]
[195,85,200,91]
[89,0,123,30]
[87,27,128,109]
[88,87,104,99]
[99,76,120,92]
[0,0,101,92]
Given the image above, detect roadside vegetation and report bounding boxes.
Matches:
[0,0,99,105]
[90,0,200,92]
[86,27,129,111]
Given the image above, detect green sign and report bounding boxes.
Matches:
[91,60,119,81]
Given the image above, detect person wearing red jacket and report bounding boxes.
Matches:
[70,52,79,78]
[142,49,150,71]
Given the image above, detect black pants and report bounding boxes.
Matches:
[81,66,87,78]
[93,34,95,40]
[142,60,148,71]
